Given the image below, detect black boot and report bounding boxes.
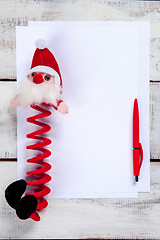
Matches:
[5,179,27,209]
[16,195,38,220]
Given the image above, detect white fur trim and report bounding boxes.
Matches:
[35,39,47,49]
[26,65,60,85]
[18,79,62,107]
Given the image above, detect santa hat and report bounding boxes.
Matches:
[27,39,62,86]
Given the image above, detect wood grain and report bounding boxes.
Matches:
[150,83,160,160]
[0,1,159,239]
[0,81,158,160]
[0,161,159,239]
[0,1,160,80]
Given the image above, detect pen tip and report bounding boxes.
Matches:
[135,176,138,182]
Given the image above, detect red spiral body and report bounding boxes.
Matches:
[25,104,52,221]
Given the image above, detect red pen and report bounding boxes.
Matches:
[133,98,143,182]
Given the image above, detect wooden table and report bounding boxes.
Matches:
[0,0,160,239]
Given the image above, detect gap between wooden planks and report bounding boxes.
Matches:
[0,158,159,162]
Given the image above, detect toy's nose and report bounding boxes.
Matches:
[33,74,44,84]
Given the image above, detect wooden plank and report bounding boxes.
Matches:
[0,161,159,239]
[0,1,159,80]
[150,82,160,160]
[0,2,158,239]
[0,81,158,159]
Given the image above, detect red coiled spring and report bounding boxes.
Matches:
[25,104,52,222]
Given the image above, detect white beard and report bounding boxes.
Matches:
[18,79,62,107]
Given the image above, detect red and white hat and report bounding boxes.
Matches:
[27,39,62,86]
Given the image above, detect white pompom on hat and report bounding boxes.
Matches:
[35,39,47,49]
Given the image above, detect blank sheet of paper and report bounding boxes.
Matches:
[16,22,149,198]
[28,21,150,194]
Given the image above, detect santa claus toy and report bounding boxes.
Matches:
[5,39,69,221]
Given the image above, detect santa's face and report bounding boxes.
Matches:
[18,72,61,107]
[27,72,55,85]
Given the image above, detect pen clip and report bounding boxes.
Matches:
[139,143,143,171]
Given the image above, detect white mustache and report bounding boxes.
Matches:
[18,79,62,107]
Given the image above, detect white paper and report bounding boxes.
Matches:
[16,22,149,198]
[28,21,150,193]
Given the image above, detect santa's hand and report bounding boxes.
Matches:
[57,102,69,114]
[10,95,21,107]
